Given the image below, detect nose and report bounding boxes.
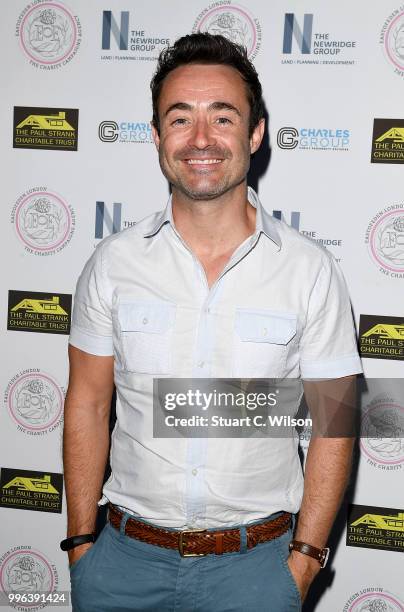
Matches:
[187,117,216,150]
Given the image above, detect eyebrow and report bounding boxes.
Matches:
[164,101,241,118]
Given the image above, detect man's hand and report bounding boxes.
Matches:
[68,542,94,569]
[287,550,320,602]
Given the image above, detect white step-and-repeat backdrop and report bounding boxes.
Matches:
[1,1,403,610]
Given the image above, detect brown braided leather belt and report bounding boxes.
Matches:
[108,504,291,557]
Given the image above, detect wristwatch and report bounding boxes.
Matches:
[60,534,95,551]
[288,540,330,568]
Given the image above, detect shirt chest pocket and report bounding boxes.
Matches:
[118,301,176,374]
[233,309,297,378]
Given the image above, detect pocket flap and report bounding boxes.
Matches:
[235,309,297,345]
[118,301,175,334]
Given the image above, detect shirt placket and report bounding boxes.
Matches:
[170,226,261,528]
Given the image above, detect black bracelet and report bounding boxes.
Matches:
[60,534,95,551]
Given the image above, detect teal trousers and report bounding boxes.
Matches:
[69,512,302,612]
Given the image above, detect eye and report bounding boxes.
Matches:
[216,117,232,125]
[171,117,189,126]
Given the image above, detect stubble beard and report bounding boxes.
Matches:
[171,174,238,201]
[159,150,248,202]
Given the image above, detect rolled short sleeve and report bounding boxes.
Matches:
[299,253,362,379]
[69,244,113,356]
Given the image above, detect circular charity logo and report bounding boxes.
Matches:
[0,547,58,610]
[193,2,261,60]
[5,370,64,434]
[360,400,404,466]
[12,188,75,255]
[382,7,404,74]
[344,588,404,611]
[366,207,404,275]
[17,1,81,67]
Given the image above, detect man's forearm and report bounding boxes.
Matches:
[295,436,354,547]
[287,376,357,601]
[63,395,110,536]
[287,436,354,601]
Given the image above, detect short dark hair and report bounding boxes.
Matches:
[150,33,264,136]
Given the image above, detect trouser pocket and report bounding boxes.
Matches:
[274,530,302,610]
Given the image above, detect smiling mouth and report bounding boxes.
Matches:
[185,159,223,165]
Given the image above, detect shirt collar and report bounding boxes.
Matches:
[143,186,282,248]
[142,194,173,238]
[246,187,281,248]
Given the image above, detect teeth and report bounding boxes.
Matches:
[187,159,222,165]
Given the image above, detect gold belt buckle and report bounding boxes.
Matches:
[178,528,207,557]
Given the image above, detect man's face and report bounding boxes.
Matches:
[152,63,264,201]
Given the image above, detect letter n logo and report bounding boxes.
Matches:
[272,210,301,231]
[95,202,122,238]
[283,14,313,54]
[102,11,129,50]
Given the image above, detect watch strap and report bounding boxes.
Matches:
[60,534,95,551]
[289,539,330,568]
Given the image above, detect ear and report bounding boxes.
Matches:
[151,123,160,151]
[250,118,265,155]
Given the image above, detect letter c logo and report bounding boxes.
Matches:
[99,121,118,142]
[277,127,299,149]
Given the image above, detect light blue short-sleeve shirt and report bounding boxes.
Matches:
[69,187,362,529]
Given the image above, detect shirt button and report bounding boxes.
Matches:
[206,307,211,313]
[192,468,198,476]
[263,327,267,336]
[142,317,148,325]
[198,361,205,368]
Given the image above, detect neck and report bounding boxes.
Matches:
[171,182,256,259]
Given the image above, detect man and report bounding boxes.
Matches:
[62,33,362,611]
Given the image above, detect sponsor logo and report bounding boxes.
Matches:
[193,2,261,60]
[277,127,350,151]
[347,504,404,553]
[0,547,58,610]
[94,201,136,240]
[0,468,63,514]
[283,13,313,55]
[298,421,312,452]
[4,370,64,435]
[359,315,404,361]
[98,121,153,144]
[282,13,356,65]
[13,107,79,151]
[297,410,311,465]
[16,0,81,69]
[273,210,301,231]
[11,187,75,256]
[272,210,342,260]
[7,290,72,335]
[381,7,404,78]
[360,395,404,470]
[344,588,404,611]
[101,10,169,61]
[365,205,404,278]
[371,119,404,163]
